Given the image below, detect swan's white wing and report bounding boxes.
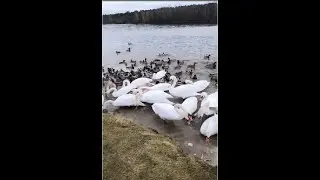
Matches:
[113,85,135,97]
[152,103,181,120]
[208,92,218,107]
[208,115,218,135]
[182,97,198,114]
[153,70,166,80]
[200,115,218,137]
[200,116,211,136]
[193,80,210,92]
[131,78,152,87]
[170,84,199,98]
[142,90,172,103]
[150,83,171,91]
[113,94,135,106]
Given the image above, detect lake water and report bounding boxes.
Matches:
[102,24,218,66]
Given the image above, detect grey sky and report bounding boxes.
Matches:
[102,1,214,15]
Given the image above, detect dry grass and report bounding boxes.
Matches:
[103,114,217,180]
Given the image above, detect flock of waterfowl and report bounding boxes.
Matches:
[103,56,217,87]
[102,54,218,144]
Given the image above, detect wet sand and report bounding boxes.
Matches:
[103,58,218,166]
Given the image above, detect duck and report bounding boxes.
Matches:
[116,51,121,55]
[187,62,197,69]
[200,114,218,145]
[175,71,182,77]
[169,76,200,99]
[204,54,211,60]
[130,59,136,63]
[126,64,134,70]
[133,89,174,105]
[119,60,126,64]
[184,79,210,92]
[152,103,192,121]
[205,62,216,69]
[174,65,181,69]
[104,93,146,107]
[192,74,198,80]
[152,70,166,80]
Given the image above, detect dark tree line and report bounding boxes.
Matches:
[103,3,217,25]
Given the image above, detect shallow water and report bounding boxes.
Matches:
[103,24,218,166]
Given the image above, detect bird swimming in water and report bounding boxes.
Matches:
[192,74,198,80]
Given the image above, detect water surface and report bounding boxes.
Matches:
[103,24,217,66]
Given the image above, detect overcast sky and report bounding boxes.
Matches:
[102,1,214,15]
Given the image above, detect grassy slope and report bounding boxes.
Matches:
[103,114,217,180]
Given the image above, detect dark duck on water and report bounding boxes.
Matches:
[187,62,197,70]
[192,74,198,80]
[204,54,211,60]
[119,60,126,64]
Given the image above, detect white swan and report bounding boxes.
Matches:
[104,93,146,107]
[107,85,136,98]
[181,96,198,124]
[138,83,171,92]
[169,76,200,99]
[185,79,210,92]
[201,92,218,108]
[132,89,174,105]
[181,97,198,115]
[152,70,166,80]
[152,103,191,121]
[196,101,215,118]
[130,78,153,88]
[196,92,218,118]
[200,114,218,144]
